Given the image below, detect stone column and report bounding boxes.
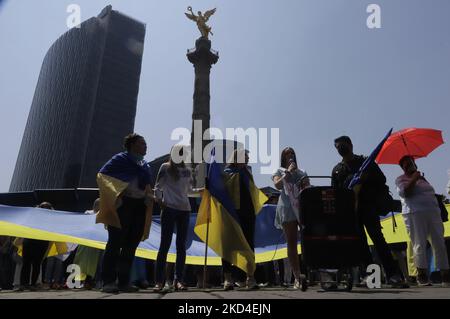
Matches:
[187,37,219,187]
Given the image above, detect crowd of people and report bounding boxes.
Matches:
[0,133,449,294]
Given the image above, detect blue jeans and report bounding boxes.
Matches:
[155,207,190,284]
[131,257,148,283]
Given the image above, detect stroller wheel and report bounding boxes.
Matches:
[320,281,338,291]
[319,271,338,291]
[343,272,353,292]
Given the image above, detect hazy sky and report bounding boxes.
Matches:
[0,0,449,197]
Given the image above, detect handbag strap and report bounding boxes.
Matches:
[391,212,397,233]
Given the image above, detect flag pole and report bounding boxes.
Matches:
[202,149,214,290]
[203,204,210,290]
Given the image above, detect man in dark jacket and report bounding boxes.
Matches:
[332,136,406,287]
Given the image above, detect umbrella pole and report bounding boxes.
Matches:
[401,134,415,165]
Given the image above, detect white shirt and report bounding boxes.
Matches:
[395,174,440,215]
[155,163,193,212]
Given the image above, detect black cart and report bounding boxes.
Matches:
[299,177,362,291]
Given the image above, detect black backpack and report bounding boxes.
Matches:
[435,194,449,222]
[374,184,396,216]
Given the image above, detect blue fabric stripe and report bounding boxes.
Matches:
[99,152,151,189]
[206,150,241,224]
[0,204,286,260]
[348,128,393,189]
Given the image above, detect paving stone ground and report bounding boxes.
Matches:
[1,285,449,299]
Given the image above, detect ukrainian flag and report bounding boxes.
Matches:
[96,152,153,240]
[348,128,392,190]
[194,150,268,275]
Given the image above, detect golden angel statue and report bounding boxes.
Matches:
[185,6,216,39]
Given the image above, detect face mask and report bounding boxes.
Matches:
[337,145,351,157]
[129,151,144,162]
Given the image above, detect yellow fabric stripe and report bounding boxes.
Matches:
[367,205,450,245]
[1,220,211,264]
[13,237,68,258]
[1,219,289,265]
[194,189,257,274]
[96,173,129,228]
[248,179,269,215]
[1,221,107,249]
[223,173,268,214]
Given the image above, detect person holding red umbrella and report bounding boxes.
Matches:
[376,127,449,287]
[395,157,450,287]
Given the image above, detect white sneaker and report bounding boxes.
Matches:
[223,280,234,291]
[246,278,259,290]
[441,282,450,288]
[417,280,432,287]
[293,279,301,290]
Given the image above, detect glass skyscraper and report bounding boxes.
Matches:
[10,6,146,191]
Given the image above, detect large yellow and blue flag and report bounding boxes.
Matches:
[194,149,268,275]
[96,152,153,240]
[0,203,290,264]
[1,204,449,263]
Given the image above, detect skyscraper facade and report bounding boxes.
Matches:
[10,6,146,191]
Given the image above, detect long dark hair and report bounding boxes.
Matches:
[123,133,143,151]
[280,147,298,169]
[225,149,253,182]
[226,149,247,169]
[167,145,186,181]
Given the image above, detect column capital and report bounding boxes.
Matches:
[187,37,219,65]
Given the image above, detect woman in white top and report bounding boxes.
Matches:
[154,145,196,291]
[395,156,449,287]
[272,147,307,289]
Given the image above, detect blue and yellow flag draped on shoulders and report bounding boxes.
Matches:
[194,150,268,275]
[96,152,153,240]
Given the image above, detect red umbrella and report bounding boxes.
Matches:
[375,128,444,164]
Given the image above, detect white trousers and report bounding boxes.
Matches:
[403,211,449,270]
